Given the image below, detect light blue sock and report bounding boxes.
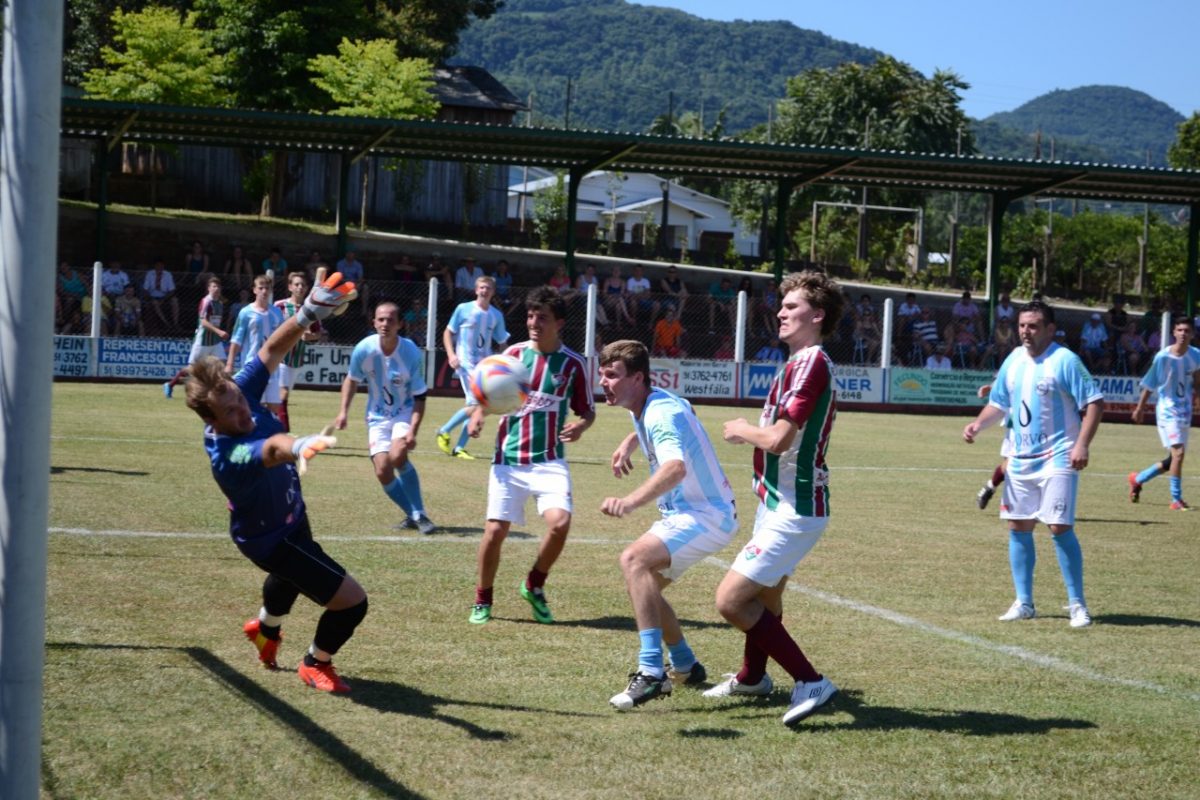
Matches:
[398,462,425,516]
[382,477,413,516]
[666,637,696,672]
[1008,530,1036,606]
[439,407,470,436]
[1169,476,1182,502]
[1136,463,1163,485]
[455,425,471,452]
[1052,529,1085,605]
[637,628,664,677]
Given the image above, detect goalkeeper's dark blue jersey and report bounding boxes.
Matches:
[204,356,306,560]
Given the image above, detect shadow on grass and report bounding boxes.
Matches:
[1075,517,1167,526]
[51,465,149,476]
[1094,613,1200,628]
[46,642,426,800]
[727,689,1094,736]
[348,677,602,738]
[678,727,744,740]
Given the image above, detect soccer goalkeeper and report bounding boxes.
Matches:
[183,269,366,693]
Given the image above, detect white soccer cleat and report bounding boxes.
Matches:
[998,600,1036,622]
[1066,603,1092,628]
[701,672,773,698]
[782,676,838,726]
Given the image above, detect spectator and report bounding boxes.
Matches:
[754,336,785,363]
[391,253,420,282]
[224,245,253,289]
[911,306,942,360]
[926,342,952,370]
[1139,296,1164,339]
[994,292,1016,326]
[952,290,982,336]
[601,265,633,327]
[651,305,686,358]
[80,290,112,336]
[945,318,982,368]
[1079,312,1111,373]
[1106,296,1129,340]
[981,315,1017,367]
[454,256,483,303]
[1116,321,1148,375]
[492,259,515,313]
[261,247,287,276]
[707,276,736,333]
[101,260,130,299]
[184,240,210,286]
[574,263,608,325]
[854,293,874,320]
[114,284,144,337]
[228,286,251,324]
[659,265,689,319]
[756,278,779,336]
[402,296,428,338]
[625,264,657,327]
[56,261,87,332]
[548,263,574,297]
[335,249,368,316]
[853,306,882,364]
[303,250,325,286]
[897,292,921,333]
[142,257,180,333]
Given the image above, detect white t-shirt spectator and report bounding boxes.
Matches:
[455,264,483,291]
[142,269,176,299]
[926,353,952,370]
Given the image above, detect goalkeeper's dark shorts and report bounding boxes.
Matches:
[249,516,347,606]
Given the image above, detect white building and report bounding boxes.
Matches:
[507,169,759,256]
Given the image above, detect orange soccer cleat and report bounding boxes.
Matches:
[298,659,351,693]
[243,618,281,670]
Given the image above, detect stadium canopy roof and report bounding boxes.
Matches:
[61,97,1200,313]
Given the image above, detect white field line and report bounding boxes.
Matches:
[50,526,1198,703]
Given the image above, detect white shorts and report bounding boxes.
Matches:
[730,504,827,587]
[487,461,572,525]
[188,341,226,364]
[456,366,480,406]
[650,508,738,582]
[261,370,282,405]
[278,364,298,391]
[367,417,413,457]
[1157,417,1189,449]
[999,468,1078,526]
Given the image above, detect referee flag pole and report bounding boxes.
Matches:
[0,2,64,798]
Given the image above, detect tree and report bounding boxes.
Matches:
[81,5,229,106]
[309,38,438,119]
[309,37,438,229]
[1167,112,1200,170]
[367,0,504,61]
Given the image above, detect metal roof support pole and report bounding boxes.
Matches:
[564,166,584,279]
[985,193,1007,331]
[773,179,795,281]
[1187,203,1200,318]
[335,153,351,258]
[94,139,109,263]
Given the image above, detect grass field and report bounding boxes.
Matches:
[43,383,1200,800]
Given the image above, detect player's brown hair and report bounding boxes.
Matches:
[779,270,844,337]
[184,356,231,422]
[599,339,651,389]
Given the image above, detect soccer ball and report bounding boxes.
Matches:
[469,354,531,415]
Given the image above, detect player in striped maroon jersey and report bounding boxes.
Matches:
[273,271,321,431]
[708,270,844,726]
[465,287,595,625]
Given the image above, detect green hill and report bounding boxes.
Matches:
[453,0,882,134]
[982,86,1183,166]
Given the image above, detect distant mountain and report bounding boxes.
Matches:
[981,86,1183,166]
[453,0,882,134]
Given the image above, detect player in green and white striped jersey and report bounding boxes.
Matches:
[273,271,321,431]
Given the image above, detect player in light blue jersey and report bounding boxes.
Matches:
[598,340,738,710]
[1129,317,1200,510]
[334,302,436,534]
[227,274,285,412]
[964,301,1103,628]
[437,275,509,459]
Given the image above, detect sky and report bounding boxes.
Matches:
[632,1,1197,120]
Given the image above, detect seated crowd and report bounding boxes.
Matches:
[55,246,1192,375]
